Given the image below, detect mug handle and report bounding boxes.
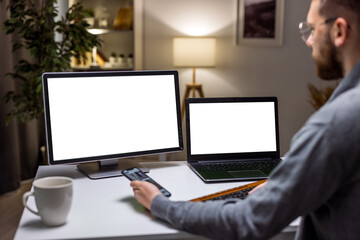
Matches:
[22,191,39,216]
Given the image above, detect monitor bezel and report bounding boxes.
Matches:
[42,70,183,165]
[185,97,280,161]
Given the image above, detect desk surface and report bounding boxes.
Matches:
[15,161,298,240]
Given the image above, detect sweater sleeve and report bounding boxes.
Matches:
[150,118,349,240]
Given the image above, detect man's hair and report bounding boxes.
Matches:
[319,0,360,22]
[319,0,360,33]
[320,0,360,13]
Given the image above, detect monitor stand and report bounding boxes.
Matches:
[77,159,149,180]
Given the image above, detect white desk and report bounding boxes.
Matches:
[15,161,298,240]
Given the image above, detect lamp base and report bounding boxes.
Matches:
[181,82,205,117]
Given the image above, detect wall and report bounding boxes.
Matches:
[141,0,326,159]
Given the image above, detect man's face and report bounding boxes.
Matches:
[307,0,343,80]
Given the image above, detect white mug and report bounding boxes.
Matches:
[22,176,73,226]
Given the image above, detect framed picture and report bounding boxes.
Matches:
[236,0,285,46]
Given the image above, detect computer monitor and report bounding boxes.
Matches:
[42,70,183,179]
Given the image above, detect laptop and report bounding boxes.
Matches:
[185,97,281,182]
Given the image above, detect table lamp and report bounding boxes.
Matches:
[173,37,216,117]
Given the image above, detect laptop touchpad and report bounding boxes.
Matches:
[228,170,267,178]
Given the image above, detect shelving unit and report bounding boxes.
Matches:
[71,0,135,71]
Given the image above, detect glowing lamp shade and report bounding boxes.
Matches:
[173,37,216,117]
[173,38,216,67]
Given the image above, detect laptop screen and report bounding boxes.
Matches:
[186,97,279,160]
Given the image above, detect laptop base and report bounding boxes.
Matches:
[188,158,281,183]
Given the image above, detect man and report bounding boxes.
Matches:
[130,0,360,239]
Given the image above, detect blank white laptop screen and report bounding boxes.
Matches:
[189,102,277,155]
[43,71,182,163]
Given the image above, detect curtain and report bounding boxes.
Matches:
[0,0,42,195]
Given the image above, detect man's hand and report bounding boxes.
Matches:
[130,180,162,210]
[249,182,267,195]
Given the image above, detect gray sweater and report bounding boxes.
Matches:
[150,61,360,240]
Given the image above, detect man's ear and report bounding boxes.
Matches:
[333,17,349,47]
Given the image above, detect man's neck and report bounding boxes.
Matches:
[341,23,360,76]
[343,54,360,77]
[341,37,360,76]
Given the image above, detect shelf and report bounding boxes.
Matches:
[72,66,133,72]
[87,28,133,35]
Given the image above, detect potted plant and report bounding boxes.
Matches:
[307,81,338,110]
[1,0,101,125]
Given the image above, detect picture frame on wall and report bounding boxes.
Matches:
[236,0,285,46]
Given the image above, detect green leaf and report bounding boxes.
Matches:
[36,84,42,94]
[12,42,23,52]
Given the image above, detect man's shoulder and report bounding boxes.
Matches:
[326,87,360,122]
[298,87,360,145]
[310,86,360,123]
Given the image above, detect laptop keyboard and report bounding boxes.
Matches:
[200,159,281,172]
[190,179,266,202]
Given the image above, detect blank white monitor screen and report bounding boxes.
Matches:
[189,102,277,155]
[42,70,183,165]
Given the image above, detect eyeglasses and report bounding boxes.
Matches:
[298,17,338,42]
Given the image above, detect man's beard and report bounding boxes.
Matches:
[313,32,344,80]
